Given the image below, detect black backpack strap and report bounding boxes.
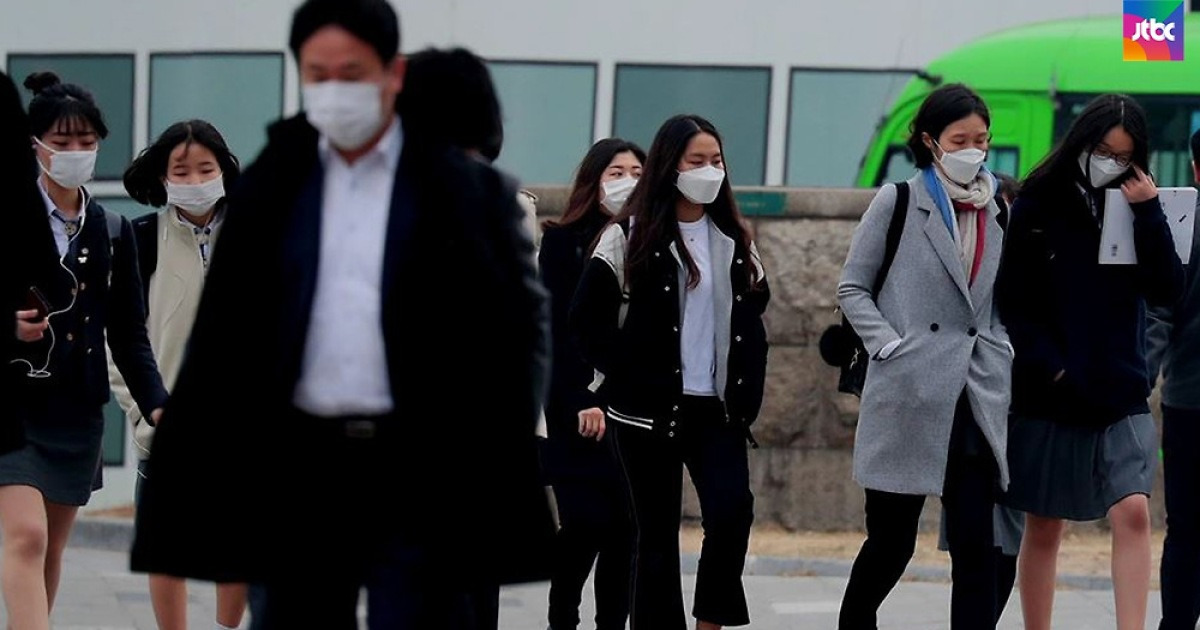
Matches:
[871,181,910,297]
[131,212,159,306]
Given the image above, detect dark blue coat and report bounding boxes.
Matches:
[998,180,1184,426]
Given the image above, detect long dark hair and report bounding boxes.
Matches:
[24,72,109,140]
[545,138,645,231]
[1022,94,1150,197]
[123,120,241,207]
[616,114,758,289]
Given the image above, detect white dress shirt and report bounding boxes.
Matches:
[679,215,718,396]
[38,179,87,258]
[293,118,401,417]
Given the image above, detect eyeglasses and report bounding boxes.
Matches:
[1092,147,1134,169]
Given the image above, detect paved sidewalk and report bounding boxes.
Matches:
[25,543,1164,629]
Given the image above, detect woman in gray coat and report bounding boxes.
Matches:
[836,83,1013,630]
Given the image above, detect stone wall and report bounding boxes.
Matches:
[528,186,1165,532]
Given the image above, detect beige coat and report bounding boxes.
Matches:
[108,210,221,460]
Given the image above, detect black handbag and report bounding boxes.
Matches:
[819,182,910,397]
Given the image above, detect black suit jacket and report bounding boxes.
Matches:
[131,114,554,585]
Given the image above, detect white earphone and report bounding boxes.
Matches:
[10,208,86,379]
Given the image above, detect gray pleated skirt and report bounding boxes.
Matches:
[0,397,105,506]
[1003,413,1157,522]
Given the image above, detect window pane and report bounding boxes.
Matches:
[879,146,917,185]
[151,54,285,166]
[787,70,912,187]
[8,55,135,181]
[97,196,152,221]
[987,148,1020,178]
[614,65,770,186]
[488,62,596,186]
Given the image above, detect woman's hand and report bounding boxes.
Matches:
[578,407,606,441]
[1121,166,1158,204]
[15,310,49,342]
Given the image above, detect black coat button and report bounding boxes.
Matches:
[968,327,978,337]
[930,323,940,332]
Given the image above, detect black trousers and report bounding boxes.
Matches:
[611,395,754,630]
[258,412,495,630]
[547,472,632,630]
[996,549,1017,623]
[1159,405,1200,630]
[839,397,999,630]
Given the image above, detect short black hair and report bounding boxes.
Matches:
[124,120,241,207]
[1191,127,1200,165]
[24,72,109,140]
[289,0,400,65]
[400,47,503,160]
[906,83,990,168]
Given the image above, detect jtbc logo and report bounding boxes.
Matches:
[1131,18,1177,42]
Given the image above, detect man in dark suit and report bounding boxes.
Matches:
[130,1,554,628]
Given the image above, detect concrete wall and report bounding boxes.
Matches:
[529,185,1165,532]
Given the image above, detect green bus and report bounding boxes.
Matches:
[858,14,1200,188]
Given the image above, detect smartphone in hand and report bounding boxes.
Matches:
[23,286,52,320]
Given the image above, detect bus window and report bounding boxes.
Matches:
[877,146,916,185]
[875,145,1020,186]
[1056,95,1200,188]
[986,148,1020,178]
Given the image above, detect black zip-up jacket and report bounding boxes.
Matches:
[570,219,769,441]
[997,180,1184,426]
[539,213,620,480]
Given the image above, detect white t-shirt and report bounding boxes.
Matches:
[679,215,717,396]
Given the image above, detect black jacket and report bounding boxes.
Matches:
[539,213,619,480]
[1,70,41,453]
[9,196,166,419]
[997,180,1184,426]
[570,219,769,439]
[131,115,553,584]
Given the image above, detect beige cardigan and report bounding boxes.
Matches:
[108,210,221,460]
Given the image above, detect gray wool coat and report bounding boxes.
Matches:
[838,173,1012,496]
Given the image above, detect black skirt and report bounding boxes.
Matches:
[0,396,104,506]
[1004,413,1157,522]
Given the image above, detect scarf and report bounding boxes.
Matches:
[924,167,995,285]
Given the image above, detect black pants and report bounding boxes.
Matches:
[1159,405,1200,630]
[996,549,1017,623]
[839,397,998,630]
[611,395,754,630]
[258,412,496,630]
[548,473,632,630]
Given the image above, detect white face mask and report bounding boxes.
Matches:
[676,165,725,205]
[1078,151,1129,188]
[600,176,637,213]
[166,176,225,217]
[934,141,987,185]
[302,81,385,151]
[35,138,97,189]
